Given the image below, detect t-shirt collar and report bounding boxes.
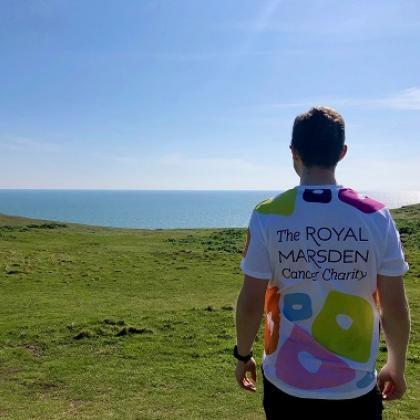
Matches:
[297,183,343,189]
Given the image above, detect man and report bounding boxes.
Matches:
[234,107,411,419]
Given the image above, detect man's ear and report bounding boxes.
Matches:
[290,145,299,160]
[338,144,348,161]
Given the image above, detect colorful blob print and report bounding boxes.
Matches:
[283,293,312,322]
[312,291,373,363]
[303,189,332,203]
[276,325,355,389]
[338,188,385,214]
[264,286,281,355]
[255,188,297,216]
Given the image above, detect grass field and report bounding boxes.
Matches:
[0,205,419,419]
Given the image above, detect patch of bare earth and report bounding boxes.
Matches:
[24,343,44,357]
[0,367,23,379]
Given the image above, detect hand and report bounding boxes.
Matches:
[235,357,257,392]
[378,363,407,401]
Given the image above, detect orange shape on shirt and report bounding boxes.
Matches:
[264,286,281,355]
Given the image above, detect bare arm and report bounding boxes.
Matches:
[377,274,411,400]
[235,274,268,355]
[234,274,269,392]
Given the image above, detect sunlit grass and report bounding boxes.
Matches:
[0,206,418,419]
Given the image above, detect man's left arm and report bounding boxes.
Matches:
[234,274,269,392]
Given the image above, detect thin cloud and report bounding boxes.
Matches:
[148,50,282,62]
[227,2,420,37]
[236,0,283,56]
[229,17,419,36]
[95,152,143,165]
[267,88,420,111]
[0,137,60,152]
[378,87,420,111]
[109,156,141,165]
[159,153,261,171]
[339,155,420,191]
[247,0,285,33]
[157,152,291,189]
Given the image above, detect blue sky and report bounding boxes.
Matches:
[0,0,419,190]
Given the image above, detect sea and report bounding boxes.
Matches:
[0,189,419,230]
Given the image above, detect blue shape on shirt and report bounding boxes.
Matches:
[356,372,375,388]
[283,293,313,321]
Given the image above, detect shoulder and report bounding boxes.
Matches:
[254,187,298,216]
[337,187,386,214]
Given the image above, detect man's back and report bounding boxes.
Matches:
[234,108,410,420]
[240,183,409,399]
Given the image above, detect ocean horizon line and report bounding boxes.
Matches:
[1,188,419,192]
[1,189,419,229]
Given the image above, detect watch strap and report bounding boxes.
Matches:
[233,344,253,362]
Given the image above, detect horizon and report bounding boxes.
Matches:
[1,189,419,228]
[1,187,420,192]
[1,1,419,190]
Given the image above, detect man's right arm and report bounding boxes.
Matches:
[377,274,411,401]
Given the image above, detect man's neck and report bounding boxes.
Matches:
[299,166,337,186]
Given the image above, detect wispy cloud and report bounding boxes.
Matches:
[227,2,420,37]
[340,155,420,191]
[378,87,420,111]
[236,0,284,57]
[229,19,362,34]
[148,50,283,62]
[94,152,144,165]
[0,136,60,152]
[109,156,141,165]
[159,153,261,171]
[157,152,291,189]
[266,87,420,111]
[247,0,284,33]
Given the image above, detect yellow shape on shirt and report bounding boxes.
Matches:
[312,291,373,363]
[255,188,297,216]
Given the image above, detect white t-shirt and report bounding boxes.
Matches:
[240,184,409,399]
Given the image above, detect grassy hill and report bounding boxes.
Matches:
[0,205,419,419]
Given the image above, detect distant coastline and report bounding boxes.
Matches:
[1,201,419,232]
[0,189,419,229]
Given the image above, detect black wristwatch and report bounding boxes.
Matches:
[233,344,253,362]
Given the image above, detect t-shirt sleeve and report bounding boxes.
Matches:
[378,209,409,276]
[239,209,272,280]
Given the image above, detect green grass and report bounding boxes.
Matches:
[0,206,419,419]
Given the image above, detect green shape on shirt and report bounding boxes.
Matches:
[312,291,373,363]
[255,188,297,216]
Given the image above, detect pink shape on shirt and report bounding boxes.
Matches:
[276,325,355,389]
[338,188,385,214]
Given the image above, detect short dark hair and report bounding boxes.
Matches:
[291,106,345,168]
